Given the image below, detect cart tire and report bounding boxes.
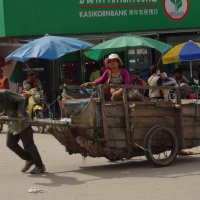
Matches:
[144,126,178,167]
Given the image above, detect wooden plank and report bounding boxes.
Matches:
[182,104,200,117]
[183,117,200,127]
[105,104,124,117]
[130,106,176,117]
[183,127,200,139]
[71,128,95,140]
[183,117,197,122]
[155,101,176,108]
[107,117,125,128]
[175,87,184,148]
[105,104,177,118]
[131,127,177,140]
[104,101,124,105]
[130,116,176,128]
[122,86,132,153]
[0,116,91,128]
[100,86,109,145]
[131,127,149,140]
[107,141,127,148]
[105,102,178,117]
[108,128,126,140]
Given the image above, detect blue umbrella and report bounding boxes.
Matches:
[162,41,200,77]
[5,35,94,62]
[6,35,93,117]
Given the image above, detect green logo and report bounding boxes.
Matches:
[170,0,183,12]
[164,0,189,21]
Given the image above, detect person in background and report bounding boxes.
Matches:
[0,68,9,132]
[22,71,43,103]
[100,65,107,75]
[147,65,163,99]
[131,74,147,86]
[131,74,147,96]
[173,68,189,85]
[160,72,176,100]
[82,53,131,100]
[23,71,42,91]
[0,69,9,89]
[89,64,100,82]
[160,72,176,86]
[0,89,46,174]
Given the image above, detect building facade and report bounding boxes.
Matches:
[0,0,200,88]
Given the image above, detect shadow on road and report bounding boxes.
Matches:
[29,172,86,186]
[30,155,200,187]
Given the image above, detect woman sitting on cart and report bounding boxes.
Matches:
[82,53,131,100]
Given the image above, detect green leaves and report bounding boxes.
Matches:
[171,0,183,12]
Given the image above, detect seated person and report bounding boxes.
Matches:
[82,53,131,100]
[131,74,147,86]
[179,82,197,99]
[148,65,163,99]
[0,69,9,89]
[160,72,176,100]
[23,71,42,91]
[22,71,43,103]
[160,72,176,86]
[173,68,189,85]
[130,74,147,97]
[89,65,101,82]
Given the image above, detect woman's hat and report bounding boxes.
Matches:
[104,53,124,67]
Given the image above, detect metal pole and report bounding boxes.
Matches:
[80,50,85,83]
[52,60,56,118]
[190,61,193,78]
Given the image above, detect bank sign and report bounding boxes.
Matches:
[0,0,199,37]
[77,0,195,34]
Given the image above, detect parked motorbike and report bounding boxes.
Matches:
[21,88,46,133]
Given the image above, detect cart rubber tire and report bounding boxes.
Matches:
[144,126,178,167]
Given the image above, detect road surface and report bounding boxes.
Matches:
[1,127,200,200]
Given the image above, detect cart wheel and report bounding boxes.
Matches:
[144,126,178,167]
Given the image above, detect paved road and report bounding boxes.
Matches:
[1,126,200,200]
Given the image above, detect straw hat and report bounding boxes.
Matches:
[104,53,124,67]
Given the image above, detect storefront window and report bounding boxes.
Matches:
[61,62,77,85]
[128,48,151,80]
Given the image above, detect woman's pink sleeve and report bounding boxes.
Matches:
[122,69,131,85]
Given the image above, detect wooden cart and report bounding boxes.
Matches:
[47,85,200,166]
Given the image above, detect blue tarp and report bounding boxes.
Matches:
[6,35,94,62]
